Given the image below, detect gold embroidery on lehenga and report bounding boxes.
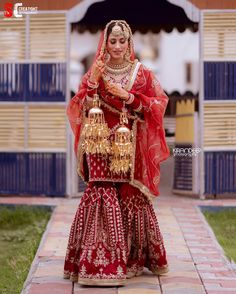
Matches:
[94,245,109,267]
[80,264,87,276]
[117,265,124,277]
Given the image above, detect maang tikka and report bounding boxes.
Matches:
[110,21,130,39]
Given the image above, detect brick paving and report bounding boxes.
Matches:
[0,192,236,294]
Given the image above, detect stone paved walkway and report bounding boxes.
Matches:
[1,193,236,294]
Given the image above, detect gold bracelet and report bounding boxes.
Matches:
[134,102,142,113]
[125,93,134,104]
[87,79,99,89]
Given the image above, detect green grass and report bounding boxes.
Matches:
[203,208,236,262]
[0,205,52,294]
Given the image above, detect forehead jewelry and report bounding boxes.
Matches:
[110,22,129,39]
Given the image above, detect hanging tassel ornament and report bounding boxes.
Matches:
[110,103,133,174]
[81,93,110,155]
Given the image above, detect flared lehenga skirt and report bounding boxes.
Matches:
[63,182,127,286]
[118,183,168,277]
[63,182,168,285]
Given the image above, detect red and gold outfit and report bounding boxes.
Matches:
[64,21,170,286]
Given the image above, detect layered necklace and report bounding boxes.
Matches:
[103,61,133,88]
[105,61,132,75]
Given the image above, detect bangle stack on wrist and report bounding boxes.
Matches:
[134,102,143,113]
[125,93,134,104]
[87,79,99,89]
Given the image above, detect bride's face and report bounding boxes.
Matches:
[106,34,128,62]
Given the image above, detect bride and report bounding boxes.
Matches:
[63,20,170,286]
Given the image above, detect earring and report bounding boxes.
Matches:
[124,46,131,61]
[104,52,111,63]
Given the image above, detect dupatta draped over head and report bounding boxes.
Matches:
[67,20,170,198]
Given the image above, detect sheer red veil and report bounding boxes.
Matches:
[67,20,170,198]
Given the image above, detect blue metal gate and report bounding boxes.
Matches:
[0,153,66,196]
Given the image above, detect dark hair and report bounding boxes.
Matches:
[106,22,128,42]
[107,22,122,36]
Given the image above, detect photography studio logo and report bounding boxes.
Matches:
[173,147,202,157]
[4,2,38,18]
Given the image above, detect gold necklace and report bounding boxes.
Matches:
[105,62,132,76]
[106,61,129,69]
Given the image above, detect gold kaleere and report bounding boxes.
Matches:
[81,94,110,155]
[110,104,133,174]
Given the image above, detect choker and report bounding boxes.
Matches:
[105,62,132,75]
[106,61,129,69]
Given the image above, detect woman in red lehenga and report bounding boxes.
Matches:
[63,20,170,286]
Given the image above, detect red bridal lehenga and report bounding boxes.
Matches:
[63,20,170,286]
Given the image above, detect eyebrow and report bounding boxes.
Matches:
[109,37,125,41]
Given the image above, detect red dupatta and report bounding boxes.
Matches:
[67,20,170,198]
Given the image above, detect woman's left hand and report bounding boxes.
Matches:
[106,82,129,101]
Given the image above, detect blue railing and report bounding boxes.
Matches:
[204,62,236,100]
[0,63,66,102]
[0,152,66,196]
[205,151,236,194]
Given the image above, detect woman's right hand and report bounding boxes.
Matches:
[89,57,105,83]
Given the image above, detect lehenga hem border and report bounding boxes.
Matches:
[63,273,78,282]
[152,266,169,275]
[78,278,126,286]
